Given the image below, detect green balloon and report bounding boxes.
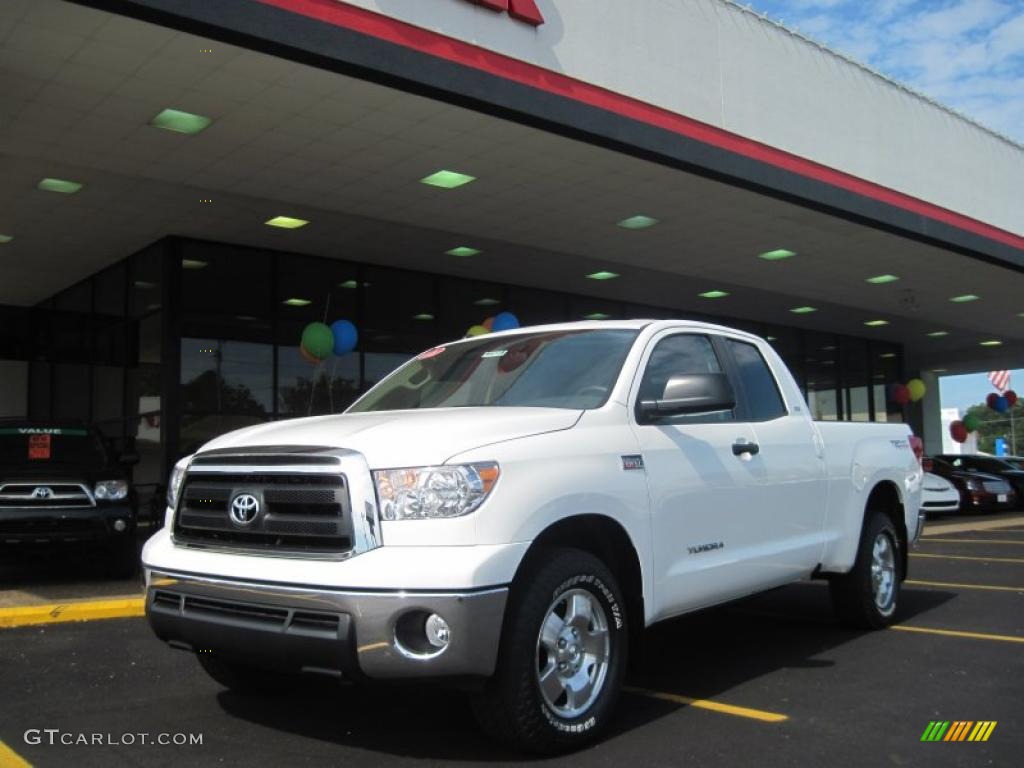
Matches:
[301,322,334,359]
[962,413,981,433]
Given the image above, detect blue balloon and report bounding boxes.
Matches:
[330,319,358,355]
[995,395,1010,413]
[491,312,520,332]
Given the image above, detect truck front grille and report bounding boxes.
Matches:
[0,483,94,509]
[173,458,354,555]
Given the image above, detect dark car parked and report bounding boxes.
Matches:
[0,420,139,577]
[925,456,1017,513]
[933,454,1024,507]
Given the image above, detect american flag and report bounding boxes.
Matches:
[989,370,1011,392]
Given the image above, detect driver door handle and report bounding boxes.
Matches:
[732,441,760,457]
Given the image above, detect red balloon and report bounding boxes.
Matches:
[949,420,968,444]
[1006,390,1018,407]
[892,384,911,406]
[299,344,319,365]
[987,392,1000,409]
[482,317,495,331]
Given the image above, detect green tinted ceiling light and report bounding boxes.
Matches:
[475,298,501,306]
[420,170,476,189]
[38,178,82,194]
[866,274,900,284]
[150,108,213,135]
[584,312,612,320]
[950,294,979,303]
[980,340,1003,347]
[587,271,619,281]
[181,259,207,269]
[927,331,949,337]
[699,290,729,299]
[758,249,796,261]
[789,306,817,314]
[0,234,12,244]
[864,319,889,327]
[617,215,659,230]
[880,352,897,359]
[413,313,435,321]
[446,246,481,257]
[283,298,311,307]
[265,216,309,229]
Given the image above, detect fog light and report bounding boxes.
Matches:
[113,519,127,532]
[425,614,450,649]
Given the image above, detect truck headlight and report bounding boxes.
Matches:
[166,455,193,510]
[373,463,500,520]
[94,480,128,501]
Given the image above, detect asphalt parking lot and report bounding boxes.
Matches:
[1,517,1022,768]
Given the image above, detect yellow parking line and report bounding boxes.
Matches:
[906,579,1023,593]
[0,598,145,629]
[891,625,1024,644]
[923,538,1024,545]
[911,553,1024,564]
[0,740,31,768]
[624,686,788,723]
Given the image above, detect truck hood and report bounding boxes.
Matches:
[197,407,582,468]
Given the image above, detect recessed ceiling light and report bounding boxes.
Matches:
[145,303,161,311]
[980,340,1003,347]
[266,216,309,229]
[235,315,259,322]
[864,319,889,327]
[446,246,481,257]
[699,290,730,299]
[182,259,207,269]
[283,298,311,307]
[821,345,836,351]
[413,313,435,321]
[133,280,157,289]
[766,336,777,341]
[587,271,619,281]
[932,368,948,373]
[0,234,12,243]
[150,108,212,135]
[866,274,900,284]
[880,352,897,359]
[927,331,949,337]
[759,249,796,261]
[475,298,501,306]
[420,170,475,189]
[617,215,659,230]
[584,312,612,320]
[38,177,82,194]
[790,306,817,314]
[950,294,979,303]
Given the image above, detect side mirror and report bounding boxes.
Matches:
[119,451,140,466]
[639,373,735,421]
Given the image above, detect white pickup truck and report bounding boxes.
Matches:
[143,320,923,752]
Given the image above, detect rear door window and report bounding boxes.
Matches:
[726,340,787,422]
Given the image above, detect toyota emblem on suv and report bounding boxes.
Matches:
[229,493,260,525]
[31,486,54,499]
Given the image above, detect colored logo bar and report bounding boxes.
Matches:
[921,721,997,742]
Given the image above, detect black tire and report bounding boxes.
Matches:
[196,653,297,695]
[471,548,628,754]
[104,536,138,580]
[829,512,902,629]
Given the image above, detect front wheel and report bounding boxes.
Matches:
[471,548,628,754]
[829,512,902,629]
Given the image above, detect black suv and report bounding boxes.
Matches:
[0,420,139,577]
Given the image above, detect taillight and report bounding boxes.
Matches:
[909,435,924,464]
[922,457,933,472]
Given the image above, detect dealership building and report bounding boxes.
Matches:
[1,0,1022,510]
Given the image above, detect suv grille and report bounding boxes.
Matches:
[0,483,94,509]
[174,460,353,554]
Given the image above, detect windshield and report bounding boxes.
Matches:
[0,426,108,468]
[349,329,639,413]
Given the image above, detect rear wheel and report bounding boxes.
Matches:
[829,512,901,629]
[471,548,628,754]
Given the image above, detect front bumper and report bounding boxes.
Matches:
[0,504,135,544]
[146,570,508,680]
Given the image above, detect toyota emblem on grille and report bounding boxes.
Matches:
[32,486,54,499]
[229,493,260,525]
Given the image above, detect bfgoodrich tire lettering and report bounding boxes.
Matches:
[829,512,902,629]
[471,548,628,754]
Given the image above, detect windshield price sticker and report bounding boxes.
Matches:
[28,434,52,460]
[482,350,508,358]
[0,427,88,436]
[417,347,446,361]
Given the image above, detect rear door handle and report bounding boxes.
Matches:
[733,441,760,456]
